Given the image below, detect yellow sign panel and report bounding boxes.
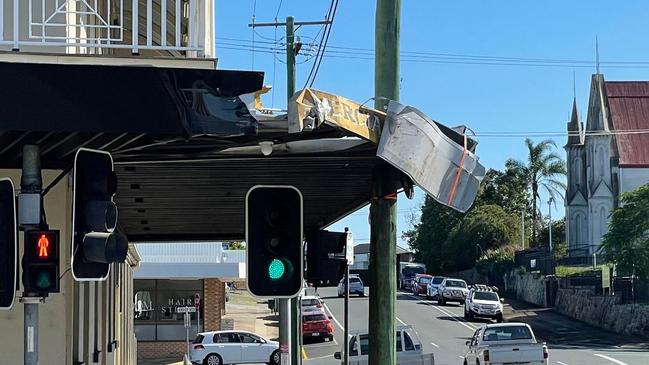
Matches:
[288,88,382,143]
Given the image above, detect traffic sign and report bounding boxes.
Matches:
[176,306,196,314]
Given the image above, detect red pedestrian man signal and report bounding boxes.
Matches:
[38,234,50,259]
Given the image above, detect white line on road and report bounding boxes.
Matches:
[430,342,440,348]
[459,356,465,359]
[557,361,569,365]
[396,316,407,325]
[416,297,478,332]
[594,354,629,365]
[322,303,345,332]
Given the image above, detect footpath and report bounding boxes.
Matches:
[502,298,649,350]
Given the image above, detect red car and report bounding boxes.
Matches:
[411,274,433,296]
[302,310,334,341]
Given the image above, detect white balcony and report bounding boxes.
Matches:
[0,0,213,60]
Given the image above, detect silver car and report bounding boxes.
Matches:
[337,275,365,297]
[425,276,446,299]
[437,278,469,305]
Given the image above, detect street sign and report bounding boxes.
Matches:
[346,231,354,265]
[602,265,611,289]
[288,88,382,143]
[177,306,196,314]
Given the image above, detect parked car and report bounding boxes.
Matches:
[301,295,324,312]
[302,310,334,341]
[425,276,446,299]
[399,263,426,289]
[437,278,469,305]
[462,323,548,365]
[411,274,433,296]
[337,275,365,297]
[190,330,279,365]
[464,288,504,322]
[334,325,434,365]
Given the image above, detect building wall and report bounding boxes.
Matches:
[0,169,139,365]
[204,279,225,330]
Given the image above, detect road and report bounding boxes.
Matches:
[301,287,649,365]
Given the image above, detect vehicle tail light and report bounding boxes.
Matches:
[543,346,549,359]
[483,349,490,362]
[327,322,334,333]
[193,344,204,350]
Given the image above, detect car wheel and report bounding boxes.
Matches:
[269,350,280,365]
[463,309,468,320]
[460,300,465,305]
[468,311,474,321]
[439,297,446,306]
[496,314,504,323]
[203,353,222,365]
[329,335,334,341]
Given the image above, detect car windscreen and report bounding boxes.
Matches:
[473,292,499,301]
[419,277,431,284]
[301,299,320,306]
[482,326,533,341]
[403,266,425,276]
[303,314,327,322]
[432,277,444,284]
[446,280,467,288]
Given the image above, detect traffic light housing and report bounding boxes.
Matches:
[0,178,17,309]
[22,230,60,295]
[306,230,348,287]
[71,148,128,281]
[246,185,303,298]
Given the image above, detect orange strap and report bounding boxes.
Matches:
[447,134,468,207]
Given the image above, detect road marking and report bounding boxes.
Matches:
[396,316,407,325]
[302,346,308,360]
[322,303,345,331]
[415,297,478,331]
[430,342,440,348]
[306,354,334,360]
[459,356,465,359]
[557,361,569,365]
[594,354,629,365]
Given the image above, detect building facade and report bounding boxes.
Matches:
[565,74,649,256]
[133,243,244,360]
[0,1,216,364]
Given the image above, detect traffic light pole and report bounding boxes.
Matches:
[370,1,400,365]
[20,145,43,365]
[279,298,291,364]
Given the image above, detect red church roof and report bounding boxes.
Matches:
[605,81,649,167]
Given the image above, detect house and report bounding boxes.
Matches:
[565,74,649,256]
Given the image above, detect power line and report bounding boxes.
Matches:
[304,0,336,88]
[308,0,339,87]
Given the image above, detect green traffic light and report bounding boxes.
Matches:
[268,258,286,280]
[35,271,52,289]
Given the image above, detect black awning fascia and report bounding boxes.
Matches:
[0,61,263,137]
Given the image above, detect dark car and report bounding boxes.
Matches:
[411,274,433,296]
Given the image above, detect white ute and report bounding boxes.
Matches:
[463,323,548,365]
[335,325,435,365]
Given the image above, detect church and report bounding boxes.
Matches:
[565,74,649,257]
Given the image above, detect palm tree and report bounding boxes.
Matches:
[508,138,566,242]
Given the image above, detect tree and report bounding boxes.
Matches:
[403,195,463,275]
[537,219,566,258]
[442,205,520,272]
[508,139,566,242]
[476,162,530,215]
[601,184,649,279]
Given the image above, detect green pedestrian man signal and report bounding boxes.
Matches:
[36,271,52,290]
[268,259,286,280]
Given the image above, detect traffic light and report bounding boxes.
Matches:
[246,185,303,298]
[306,230,348,287]
[71,148,128,281]
[22,230,59,295]
[0,178,17,309]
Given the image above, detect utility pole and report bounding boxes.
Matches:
[370,1,400,365]
[19,145,43,365]
[249,16,330,365]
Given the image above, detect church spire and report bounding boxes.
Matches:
[566,98,584,146]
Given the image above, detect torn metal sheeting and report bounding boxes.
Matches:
[288,88,382,143]
[377,101,486,213]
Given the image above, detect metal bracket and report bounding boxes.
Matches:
[19,296,46,304]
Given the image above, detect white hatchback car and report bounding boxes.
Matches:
[190,330,279,365]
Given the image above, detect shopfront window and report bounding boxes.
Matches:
[134,279,204,341]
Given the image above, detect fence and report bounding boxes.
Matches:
[514,247,555,275]
[0,0,209,55]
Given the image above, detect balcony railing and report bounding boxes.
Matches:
[0,0,212,56]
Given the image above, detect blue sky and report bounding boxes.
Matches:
[216,1,649,248]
